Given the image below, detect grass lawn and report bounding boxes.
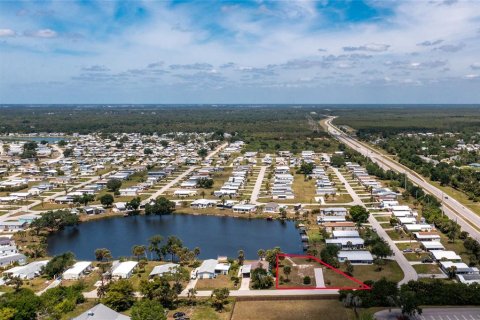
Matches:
[31,202,69,211]
[396,242,421,251]
[404,253,430,261]
[430,180,480,217]
[323,260,404,287]
[326,193,353,204]
[413,264,443,274]
[292,174,317,203]
[166,302,233,320]
[386,230,407,241]
[195,274,236,291]
[277,258,315,288]
[231,299,348,320]
[374,216,391,222]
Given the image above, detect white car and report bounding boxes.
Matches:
[190,269,198,280]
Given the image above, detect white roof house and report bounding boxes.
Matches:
[431,250,462,261]
[149,263,179,278]
[63,261,92,280]
[420,241,445,251]
[112,261,138,279]
[197,259,218,279]
[3,260,49,280]
[337,251,373,264]
[332,230,360,238]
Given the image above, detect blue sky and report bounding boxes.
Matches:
[0,0,479,104]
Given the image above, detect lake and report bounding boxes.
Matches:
[47,214,303,260]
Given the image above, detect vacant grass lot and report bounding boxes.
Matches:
[323,260,403,287]
[413,264,443,274]
[231,299,348,320]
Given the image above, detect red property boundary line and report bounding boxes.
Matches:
[275,253,371,290]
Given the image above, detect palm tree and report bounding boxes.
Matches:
[148,235,163,260]
[193,247,201,259]
[132,245,146,261]
[95,248,112,262]
[257,249,265,261]
[187,288,197,305]
[238,249,245,265]
[283,265,291,281]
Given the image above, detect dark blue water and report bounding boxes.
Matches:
[47,215,302,260]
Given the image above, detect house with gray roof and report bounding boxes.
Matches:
[72,303,130,320]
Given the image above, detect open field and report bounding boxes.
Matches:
[231,299,348,320]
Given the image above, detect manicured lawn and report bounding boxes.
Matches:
[374,216,391,222]
[323,260,404,287]
[196,274,236,290]
[231,299,348,320]
[31,202,70,211]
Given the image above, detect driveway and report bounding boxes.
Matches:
[314,268,325,287]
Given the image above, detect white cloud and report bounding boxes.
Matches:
[343,43,390,52]
[0,28,15,37]
[24,28,58,38]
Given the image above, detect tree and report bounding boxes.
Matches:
[331,154,345,167]
[132,245,147,261]
[257,249,265,260]
[39,283,85,319]
[349,205,369,224]
[371,240,393,259]
[106,179,122,192]
[197,178,213,189]
[303,276,311,285]
[95,248,112,262]
[283,265,291,281]
[131,299,166,320]
[43,252,75,279]
[163,236,183,261]
[139,277,177,309]
[237,249,245,265]
[126,197,141,212]
[187,288,197,305]
[345,259,354,275]
[198,148,208,158]
[63,148,73,157]
[0,288,40,320]
[143,148,153,155]
[447,265,457,279]
[250,267,274,289]
[211,288,230,311]
[21,141,37,159]
[145,197,175,215]
[99,194,114,207]
[148,235,164,260]
[102,279,135,312]
[399,289,422,318]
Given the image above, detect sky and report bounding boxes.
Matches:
[0,0,480,104]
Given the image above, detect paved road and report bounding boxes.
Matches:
[250,165,267,204]
[0,173,112,223]
[332,167,418,285]
[143,143,227,204]
[324,117,480,241]
[375,307,480,320]
[180,288,339,297]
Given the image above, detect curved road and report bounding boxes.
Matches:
[324,116,480,241]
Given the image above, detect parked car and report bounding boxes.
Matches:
[422,258,434,263]
[403,248,413,253]
[173,312,186,319]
